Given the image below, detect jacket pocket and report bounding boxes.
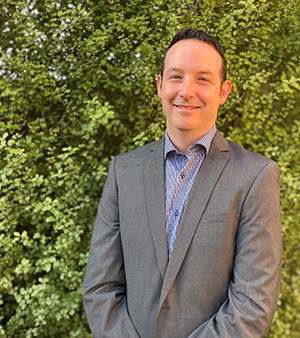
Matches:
[200,210,238,224]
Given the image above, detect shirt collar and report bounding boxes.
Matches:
[164,125,217,159]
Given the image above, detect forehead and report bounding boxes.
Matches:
[164,39,222,75]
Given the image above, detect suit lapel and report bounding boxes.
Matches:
[159,132,230,307]
[144,137,169,279]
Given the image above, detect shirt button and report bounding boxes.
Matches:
[174,210,179,217]
[180,172,185,179]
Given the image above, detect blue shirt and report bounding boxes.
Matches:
[164,126,217,258]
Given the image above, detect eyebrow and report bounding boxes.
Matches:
[167,67,213,75]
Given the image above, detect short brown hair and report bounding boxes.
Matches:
[161,28,227,84]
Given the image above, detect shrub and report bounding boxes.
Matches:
[0,0,299,336]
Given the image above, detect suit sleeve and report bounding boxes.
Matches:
[83,156,140,338]
[188,161,283,338]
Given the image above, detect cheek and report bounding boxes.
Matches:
[164,85,178,100]
[202,90,221,105]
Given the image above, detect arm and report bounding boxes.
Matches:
[188,161,283,338]
[83,157,140,338]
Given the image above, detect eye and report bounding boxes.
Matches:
[198,77,208,82]
[170,75,181,80]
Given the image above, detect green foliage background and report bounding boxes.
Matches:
[0,0,299,337]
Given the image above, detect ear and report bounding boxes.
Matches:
[219,80,232,106]
[157,74,162,99]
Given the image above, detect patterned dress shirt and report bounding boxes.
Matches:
[164,125,217,259]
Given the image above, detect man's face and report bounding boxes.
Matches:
[157,39,231,142]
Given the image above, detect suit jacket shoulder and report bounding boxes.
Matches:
[214,131,278,172]
[115,137,164,168]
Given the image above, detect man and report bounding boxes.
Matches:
[83,29,282,337]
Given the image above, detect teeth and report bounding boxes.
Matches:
[176,105,198,109]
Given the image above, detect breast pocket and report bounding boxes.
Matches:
[194,211,239,253]
[200,211,238,223]
[186,211,239,279]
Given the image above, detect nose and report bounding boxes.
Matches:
[179,78,196,99]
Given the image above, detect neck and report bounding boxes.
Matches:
[167,130,206,153]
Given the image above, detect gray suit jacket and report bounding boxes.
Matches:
[83,131,282,338]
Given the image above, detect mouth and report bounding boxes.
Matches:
[174,104,201,110]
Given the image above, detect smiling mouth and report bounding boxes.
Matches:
[174,104,201,110]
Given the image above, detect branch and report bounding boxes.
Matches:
[40,107,50,136]
[55,99,73,129]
